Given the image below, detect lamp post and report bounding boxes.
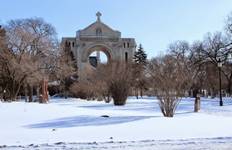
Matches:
[218,59,223,106]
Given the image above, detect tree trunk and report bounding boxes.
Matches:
[24,84,28,102]
[41,79,49,103]
[227,80,232,96]
[140,88,143,98]
[135,88,138,99]
[64,90,67,99]
[28,84,33,102]
[193,87,201,112]
[194,94,200,112]
[36,86,40,102]
[11,81,22,101]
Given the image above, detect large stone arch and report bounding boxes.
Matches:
[62,12,136,79]
[81,43,113,63]
[78,43,114,77]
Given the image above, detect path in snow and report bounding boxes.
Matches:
[2,137,232,150]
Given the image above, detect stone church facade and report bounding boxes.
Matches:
[62,12,136,77]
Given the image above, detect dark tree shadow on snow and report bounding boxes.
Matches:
[25,115,154,129]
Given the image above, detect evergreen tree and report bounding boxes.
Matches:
[133,44,148,98]
[133,44,147,66]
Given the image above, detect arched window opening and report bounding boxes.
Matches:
[96,28,102,36]
[125,52,128,62]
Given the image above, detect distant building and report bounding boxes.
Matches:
[62,12,136,78]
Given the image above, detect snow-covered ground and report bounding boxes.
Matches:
[0,97,232,149]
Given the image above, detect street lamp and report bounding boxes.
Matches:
[217,58,223,106]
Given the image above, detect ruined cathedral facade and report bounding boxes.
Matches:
[62,12,136,77]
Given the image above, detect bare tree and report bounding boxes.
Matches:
[169,41,202,112]
[199,32,232,105]
[77,61,133,105]
[188,41,209,111]
[148,55,191,117]
[107,62,133,105]
[0,18,57,101]
[222,13,232,95]
[225,12,232,37]
[51,42,77,98]
[201,32,230,65]
[0,26,8,100]
[70,79,95,100]
[221,61,232,95]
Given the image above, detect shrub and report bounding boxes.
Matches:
[148,55,191,117]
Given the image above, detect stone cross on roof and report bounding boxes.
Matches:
[96,11,102,22]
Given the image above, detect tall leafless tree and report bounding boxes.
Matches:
[51,42,77,98]
[0,18,58,101]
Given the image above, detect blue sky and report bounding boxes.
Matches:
[1,0,232,58]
